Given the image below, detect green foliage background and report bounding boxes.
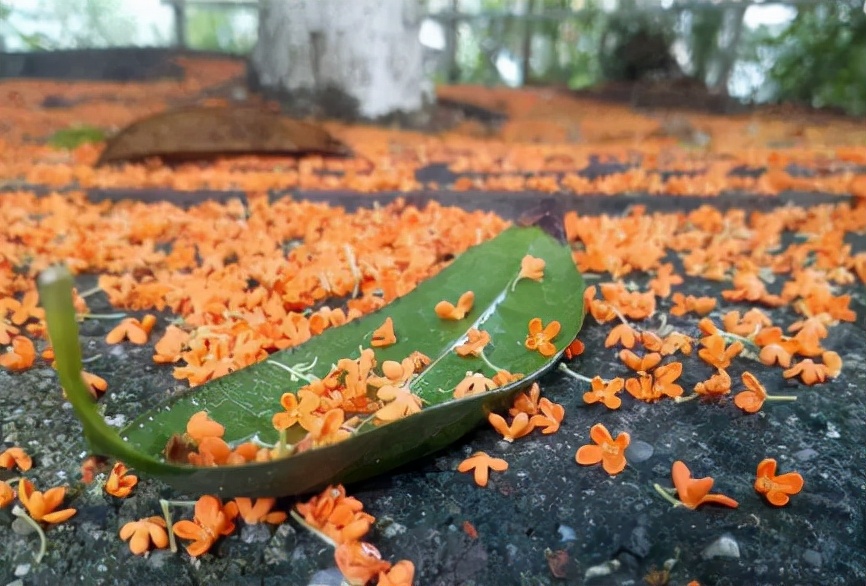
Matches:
[1,0,865,115]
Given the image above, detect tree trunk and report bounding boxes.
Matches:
[250,0,431,120]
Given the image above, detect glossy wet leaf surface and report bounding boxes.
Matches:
[40,226,584,497]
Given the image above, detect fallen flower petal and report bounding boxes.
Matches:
[0,335,36,371]
[516,254,545,283]
[335,541,392,586]
[435,291,474,320]
[453,372,496,399]
[234,497,288,525]
[582,376,624,410]
[172,495,238,557]
[0,446,33,471]
[619,349,661,373]
[0,480,15,508]
[378,559,416,586]
[457,451,508,487]
[605,323,638,349]
[119,516,169,555]
[186,410,225,443]
[455,328,491,357]
[754,458,804,506]
[529,397,565,434]
[525,317,561,357]
[371,317,397,348]
[783,359,829,385]
[670,460,738,510]
[18,478,77,523]
[488,412,534,442]
[575,423,630,475]
[104,462,138,498]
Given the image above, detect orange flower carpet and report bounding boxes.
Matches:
[0,54,865,585]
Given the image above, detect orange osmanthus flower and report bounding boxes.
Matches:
[698,334,743,369]
[371,317,397,348]
[515,255,545,284]
[669,460,738,510]
[104,462,138,498]
[754,458,804,506]
[583,376,624,410]
[564,338,585,359]
[457,451,508,487]
[106,315,157,345]
[670,293,716,317]
[605,323,637,349]
[0,335,36,371]
[453,372,496,399]
[0,446,32,471]
[456,328,491,357]
[735,371,799,414]
[0,480,15,508]
[119,516,169,555]
[172,495,238,557]
[693,369,732,398]
[575,423,630,475]
[488,412,534,442]
[375,385,423,422]
[619,349,661,373]
[186,410,225,443]
[378,559,416,586]
[435,291,474,320]
[335,541,392,586]
[234,497,287,525]
[82,371,108,398]
[272,389,318,431]
[295,485,374,545]
[530,397,565,434]
[783,359,829,385]
[509,382,541,416]
[525,317,561,357]
[18,478,77,523]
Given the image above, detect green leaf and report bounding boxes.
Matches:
[39,225,584,497]
[47,125,106,150]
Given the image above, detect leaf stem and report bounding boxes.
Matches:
[766,394,798,402]
[76,285,102,298]
[558,363,595,383]
[479,350,505,374]
[266,358,319,383]
[12,505,47,563]
[277,429,288,459]
[673,394,699,404]
[78,312,128,320]
[160,499,197,553]
[289,509,336,548]
[653,483,683,508]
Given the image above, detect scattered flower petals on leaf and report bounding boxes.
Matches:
[371,317,397,348]
[435,291,474,320]
[525,317,561,357]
